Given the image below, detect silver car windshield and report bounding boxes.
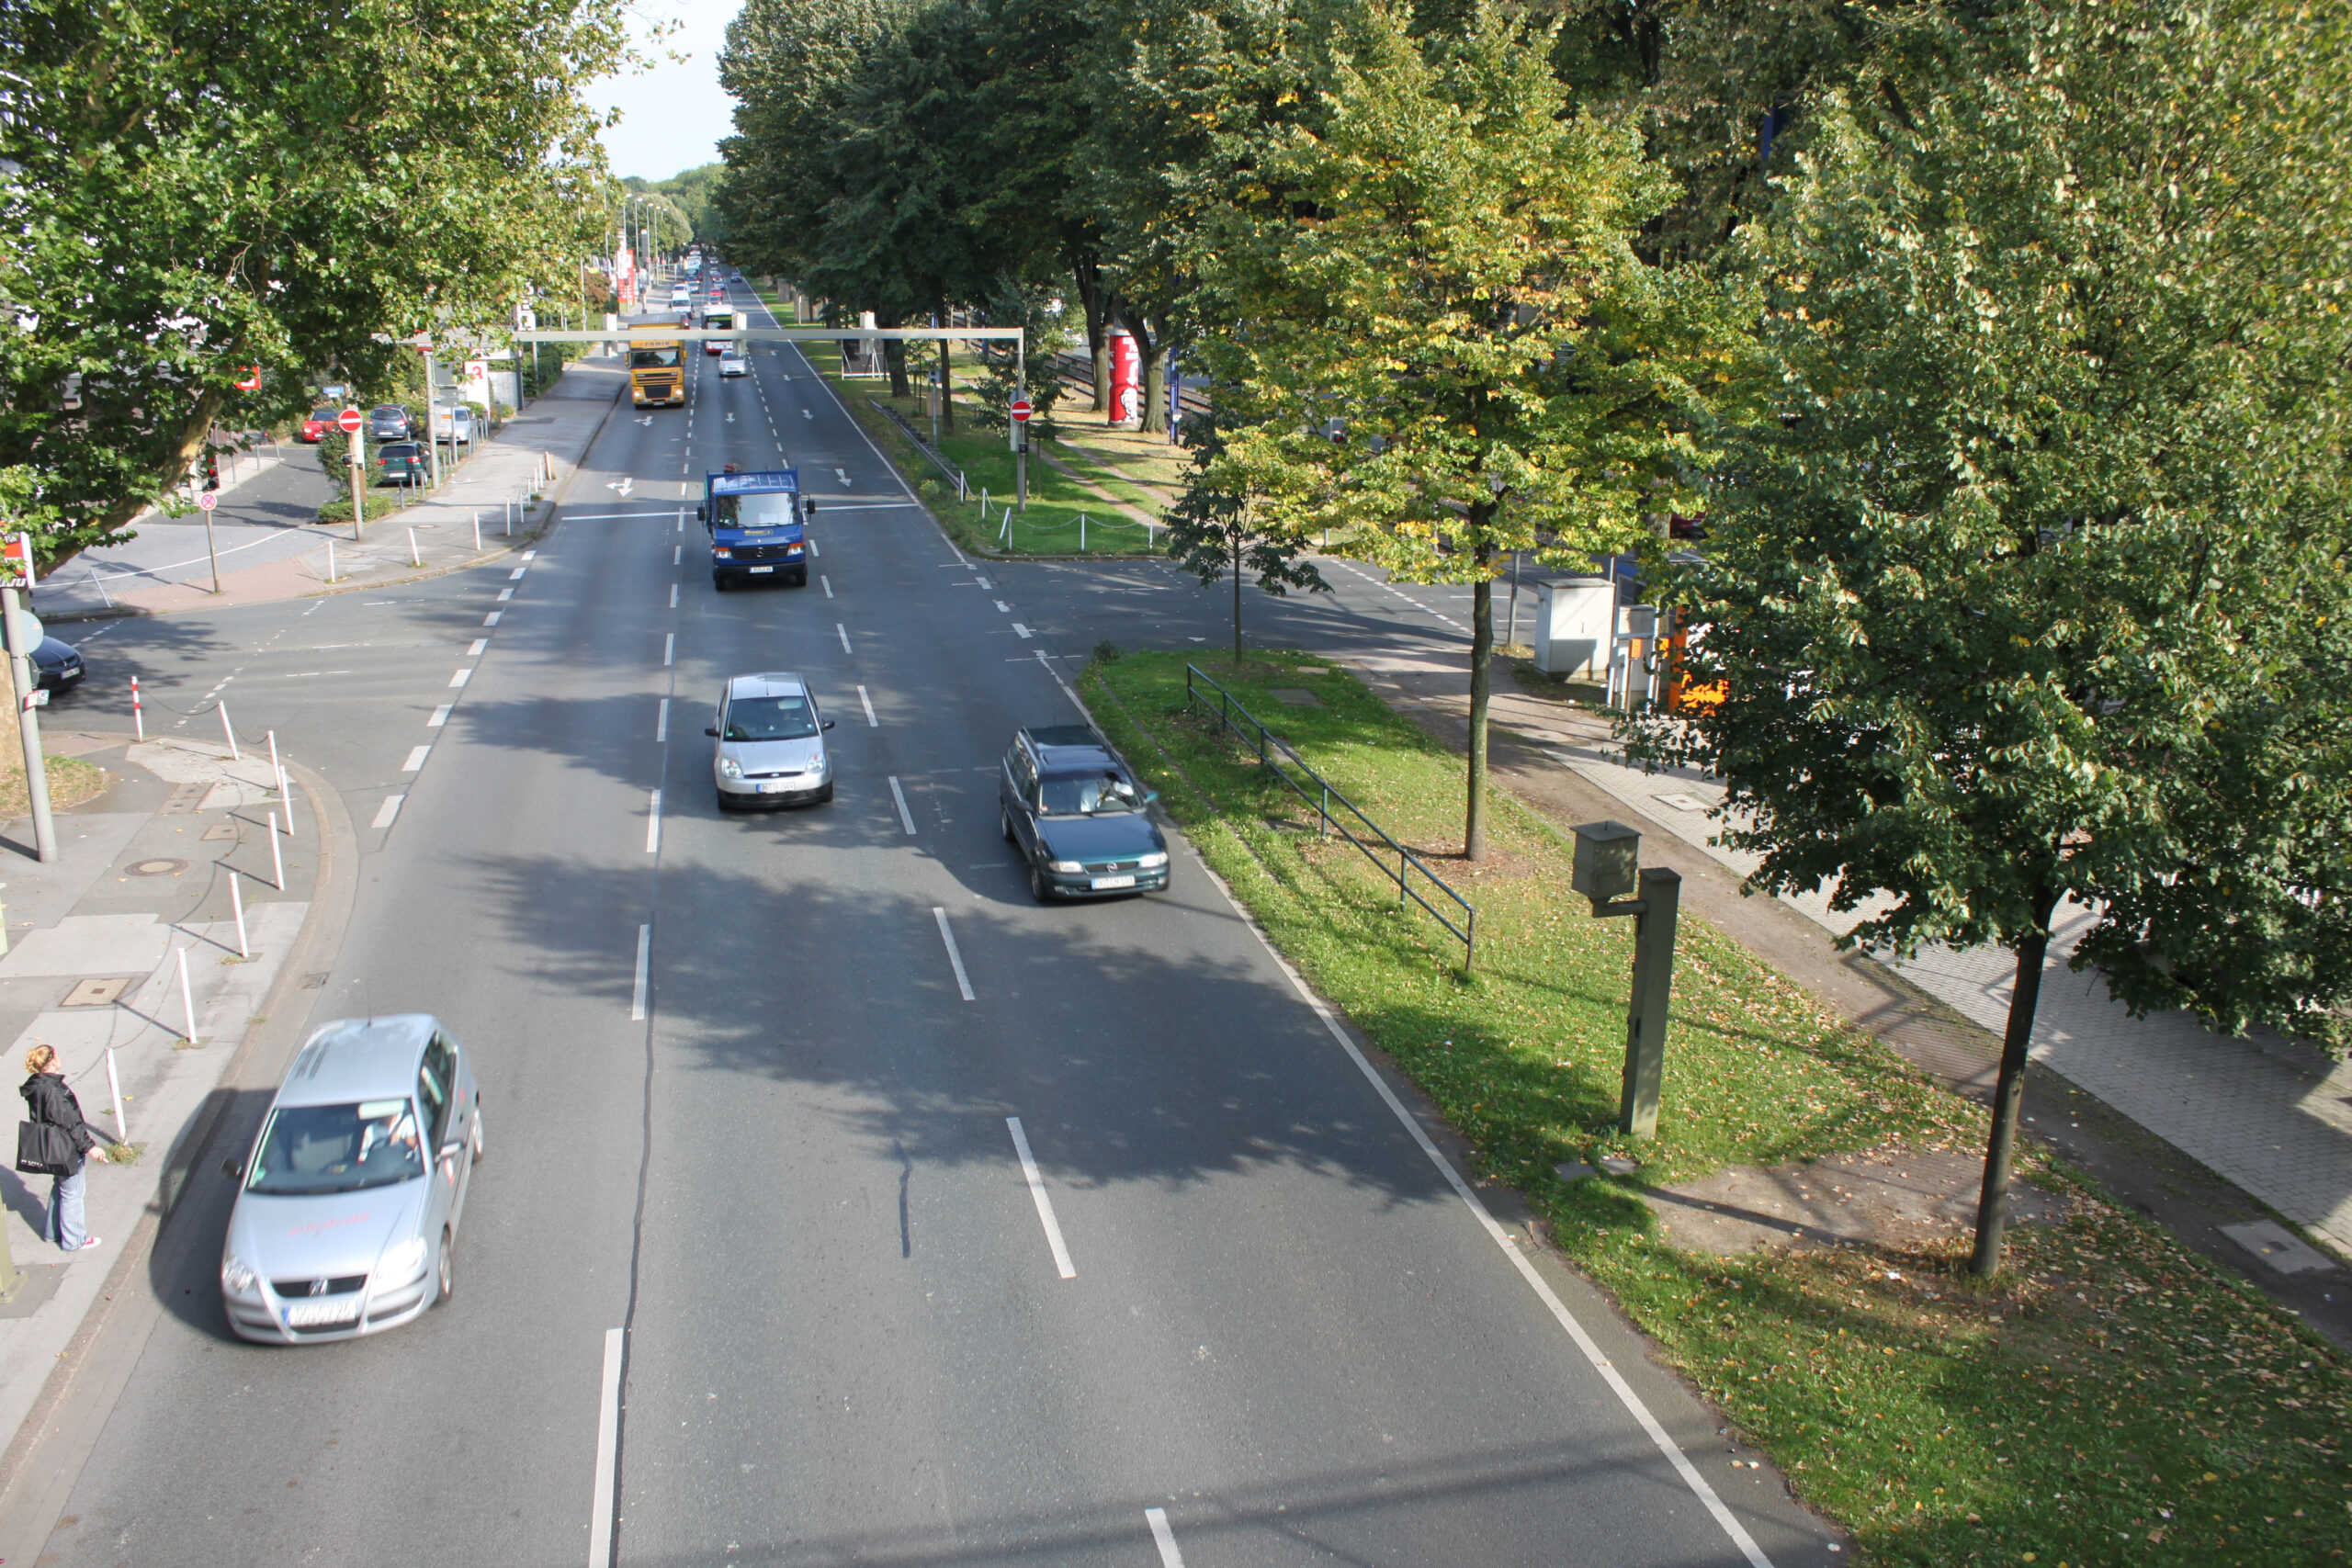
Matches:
[724,695,818,742]
[1038,771,1143,816]
[246,1100,424,1195]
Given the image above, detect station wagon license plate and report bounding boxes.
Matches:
[283,1298,361,1328]
[1091,874,1136,890]
[749,566,774,573]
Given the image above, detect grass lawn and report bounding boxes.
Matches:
[0,754,107,820]
[1084,646,2351,1568]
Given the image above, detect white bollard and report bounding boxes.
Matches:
[979,487,989,515]
[407,527,421,567]
[267,729,282,806]
[472,511,481,552]
[504,501,513,536]
[106,1047,127,1142]
[218,700,239,761]
[1080,513,1088,552]
[229,869,249,958]
[269,810,285,891]
[326,539,336,583]
[176,947,197,1043]
[131,676,143,741]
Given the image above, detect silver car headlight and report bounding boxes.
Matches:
[1137,852,1170,869]
[1048,859,1084,874]
[377,1236,430,1286]
[718,756,743,780]
[221,1253,259,1295]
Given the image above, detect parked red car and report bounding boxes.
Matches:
[299,406,339,443]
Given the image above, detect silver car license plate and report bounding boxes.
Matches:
[1091,874,1136,890]
[283,1298,361,1328]
[749,565,774,573]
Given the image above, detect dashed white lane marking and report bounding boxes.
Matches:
[663,633,675,667]
[1004,1115,1075,1277]
[448,668,472,688]
[1146,1509,1186,1568]
[467,638,488,656]
[509,567,526,581]
[820,575,833,598]
[1333,560,1468,634]
[1011,623,1032,639]
[629,926,650,1022]
[930,908,978,1003]
[645,789,662,854]
[673,545,681,566]
[836,623,852,656]
[483,611,502,626]
[807,539,819,558]
[589,1326,625,1568]
[401,745,431,772]
[857,685,877,727]
[888,775,917,835]
[371,795,404,829]
[994,600,1011,613]
[427,705,451,728]
[655,697,669,744]
[497,588,513,602]
[522,549,537,560]
[668,582,679,609]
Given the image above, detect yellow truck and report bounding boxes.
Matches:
[628,323,686,407]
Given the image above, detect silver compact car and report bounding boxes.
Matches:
[220,1015,482,1344]
[709,671,835,811]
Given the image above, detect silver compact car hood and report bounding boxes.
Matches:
[230,1182,423,1283]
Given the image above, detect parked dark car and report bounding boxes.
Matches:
[30,636,84,693]
[367,404,413,441]
[300,407,340,443]
[374,441,428,485]
[999,726,1169,903]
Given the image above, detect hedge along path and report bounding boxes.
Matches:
[1085,648,2352,1568]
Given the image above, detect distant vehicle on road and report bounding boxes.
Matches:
[432,405,476,446]
[718,352,747,378]
[703,307,737,355]
[366,404,413,441]
[668,283,693,307]
[707,672,834,811]
[299,407,340,443]
[1000,726,1169,903]
[697,466,811,588]
[219,1014,482,1343]
[30,635,84,694]
[629,324,686,407]
[374,441,428,485]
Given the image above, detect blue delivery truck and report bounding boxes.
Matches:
[696,466,817,590]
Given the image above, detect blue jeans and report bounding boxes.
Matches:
[46,1164,86,1251]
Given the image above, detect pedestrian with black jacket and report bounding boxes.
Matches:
[21,1044,107,1252]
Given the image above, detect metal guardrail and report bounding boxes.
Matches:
[866,399,967,496]
[1183,664,1476,971]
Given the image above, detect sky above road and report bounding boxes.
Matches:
[589,0,739,183]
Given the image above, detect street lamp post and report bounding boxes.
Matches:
[1571,820,1682,1138]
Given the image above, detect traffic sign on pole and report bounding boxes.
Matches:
[337,408,364,434]
[198,491,218,512]
[1010,398,1033,423]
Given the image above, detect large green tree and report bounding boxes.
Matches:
[1190,0,1724,860]
[0,0,628,569]
[1632,0,2352,1273]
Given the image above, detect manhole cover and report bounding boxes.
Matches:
[62,977,135,1008]
[125,858,188,876]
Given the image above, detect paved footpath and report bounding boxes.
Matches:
[1342,611,2352,1268]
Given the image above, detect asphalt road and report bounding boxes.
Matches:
[18,277,1830,1568]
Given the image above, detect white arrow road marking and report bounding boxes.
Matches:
[835,468,851,486]
[726,412,735,423]
[802,410,812,420]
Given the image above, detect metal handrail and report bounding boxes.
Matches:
[1183,664,1476,971]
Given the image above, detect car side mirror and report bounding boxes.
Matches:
[220,1157,242,1180]
[704,725,719,738]
[1145,790,1160,804]
[821,719,835,731]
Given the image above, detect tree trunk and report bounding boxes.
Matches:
[883,337,910,400]
[940,337,955,434]
[1141,342,1168,436]
[1970,883,2061,1276]
[1465,562,1494,862]
[1232,531,1245,667]
[1072,254,1107,412]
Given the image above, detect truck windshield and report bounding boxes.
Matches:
[723,695,819,741]
[712,492,797,530]
[631,347,681,368]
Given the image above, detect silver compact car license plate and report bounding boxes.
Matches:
[1091,874,1136,890]
[284,1298,361,1328]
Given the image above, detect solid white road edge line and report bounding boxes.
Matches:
[858,685,878,727]
[645,789,662,854]
[370,795,403,829]
[888,776,916,835]
[932,907,976,1003]
[1046,647,1778,1568]
[1146,1507,1185,1568]
[588,1326,624,1568]
[630,926,650,1021]
[1004,1115,1076,1279]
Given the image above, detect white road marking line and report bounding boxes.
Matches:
[427,705,451,728]
[994,600,1011,613]
[655,696,669,743]
[834,468,850,486]
[1146,1508,1186,1568]
[858,685,877,727]
[801,409,812,419]
[371,795,404,829]
[673,545,681,566]
[646,789,662,853]
[1011,622,1032,639]
[631,925,650,1016]
[1004,1115,1074,1277]
[510,567,526,580]
[522,549,537,560]
[820,575,833,598]
[888,775,916,835]
[676,510,684,534]
[483,611,501,626]
[401,745,431,772]
[468,638,488,656]
[448,668,472,687]
[589,1326,625,1568]
[663,633,674,667]
[1035,649,1091,716]
[497,588,513,602]
[807,539,819,558]
[975,576,992,590]
[668,582,679,609]
[836,623,852,656]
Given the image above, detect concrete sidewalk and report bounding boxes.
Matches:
[41,357,625,622]
[0,730,327,1453]
[1331,604,2352,1275]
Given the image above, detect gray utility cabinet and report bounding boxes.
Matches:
[1531,577,1616,680]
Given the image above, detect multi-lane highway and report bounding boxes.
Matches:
[12,275,1834,1567]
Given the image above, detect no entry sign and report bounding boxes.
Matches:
[1010,398,1033,423]
[337,408,364,434]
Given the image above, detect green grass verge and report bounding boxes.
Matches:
[316,487,418,527]
[1084,647,2351,1568]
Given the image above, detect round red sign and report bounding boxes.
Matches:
[198,491,218,511]
[1010,398,1034,423]
[336,408,364,434]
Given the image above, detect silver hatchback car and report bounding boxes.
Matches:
[708,671,835,810]
[219,1015,482,1344]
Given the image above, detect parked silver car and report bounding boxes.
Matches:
[219,1015,482,1344]
[708,671,834,811]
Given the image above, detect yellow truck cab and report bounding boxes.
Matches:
[628,324,686,407]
